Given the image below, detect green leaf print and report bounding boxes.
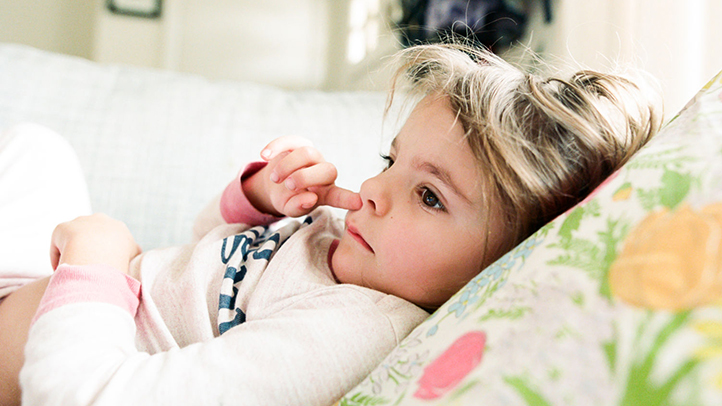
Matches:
[603,338,617,372]
[557,206,585,241]
[597,218,629,299]
[547,237,603,275]
[447,379,481,402]
[658,169,692,209]
[617,312,700,406]
[339,393,389,406]
[636,188,659,211]
[625,147,691,171]
[503,376,553,406]
[548,218,629,299]
[635,168,693,211]
[478,306,532,322]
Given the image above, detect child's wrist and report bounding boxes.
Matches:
[221,162,285,225]
[241,164,283,217]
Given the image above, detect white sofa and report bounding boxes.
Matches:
[0,43,392,250]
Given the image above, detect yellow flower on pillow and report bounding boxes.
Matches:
[609,203,722,311]
[612,182,633,201]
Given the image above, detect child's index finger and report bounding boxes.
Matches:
[261,136,314,161]
[321,186,362,211]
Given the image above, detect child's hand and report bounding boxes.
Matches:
[253,136,362,217]
[50,213,142,274]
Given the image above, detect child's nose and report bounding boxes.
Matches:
[359,174,390,215]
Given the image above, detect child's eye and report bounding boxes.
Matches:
[420,187,445,211]
[380,154,394,170]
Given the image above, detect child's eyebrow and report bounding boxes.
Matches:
[393,136,473,205]
[390,137,398,151]
[415,160,473,205]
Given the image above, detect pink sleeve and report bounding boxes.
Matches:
[32,264,141,324]
[220,161,284,226]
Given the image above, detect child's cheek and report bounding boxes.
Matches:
[383,220,434,269]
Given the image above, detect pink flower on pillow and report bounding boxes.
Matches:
[413,331,487,400]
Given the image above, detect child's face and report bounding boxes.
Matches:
[330,95,502,308]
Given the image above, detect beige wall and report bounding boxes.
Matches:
[164,0,330,89]
[93,6,165,68]
[1,0,721,111]
[91,0,337,89]
[91,0,399,91]
[518,0,722,117]
[0,0,96,59]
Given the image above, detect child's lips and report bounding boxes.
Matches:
[346,223,374,253]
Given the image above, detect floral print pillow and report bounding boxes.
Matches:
[338,70,722,406]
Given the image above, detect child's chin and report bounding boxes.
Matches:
[329,239,366,286]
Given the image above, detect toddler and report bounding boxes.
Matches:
[0,43,661,406]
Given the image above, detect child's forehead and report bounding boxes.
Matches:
[389,123,468,154]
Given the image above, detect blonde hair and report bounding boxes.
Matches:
[388,43,663,262]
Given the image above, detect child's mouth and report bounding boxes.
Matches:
[346,223,374,253]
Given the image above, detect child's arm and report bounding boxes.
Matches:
[0,214,141,405]
[20,265,400,406]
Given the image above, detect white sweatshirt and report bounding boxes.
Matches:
[20,164,428,406]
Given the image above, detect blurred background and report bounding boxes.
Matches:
[1,0,721,117]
